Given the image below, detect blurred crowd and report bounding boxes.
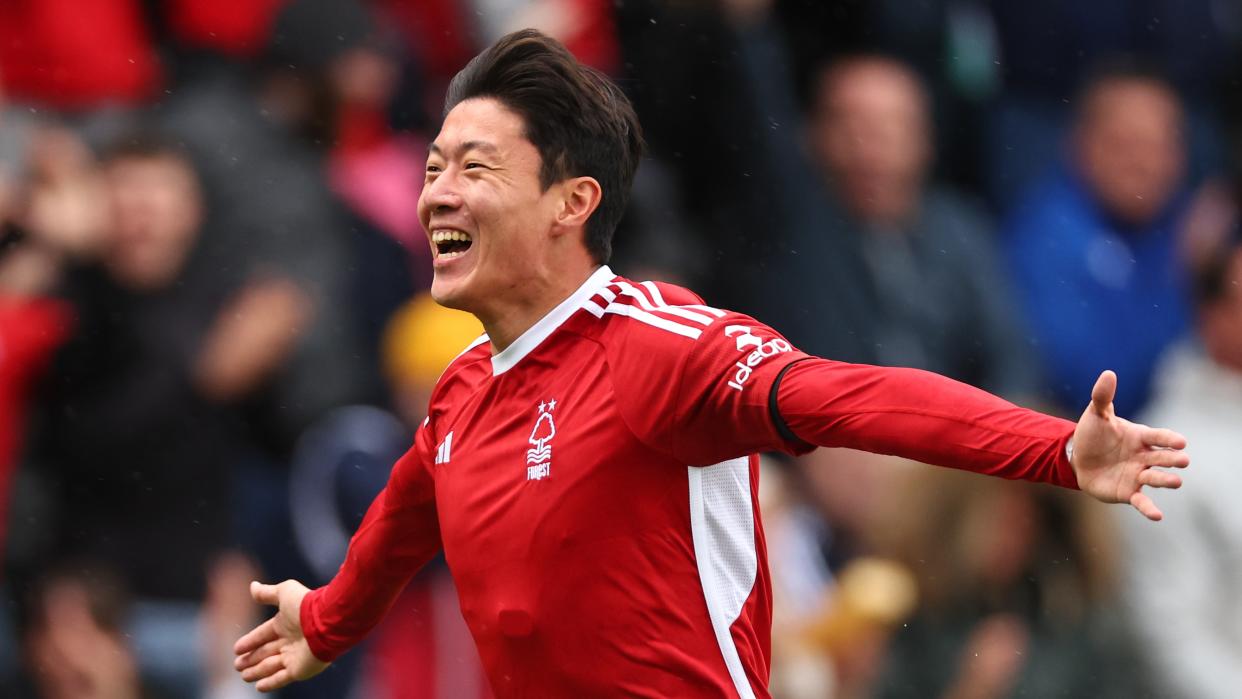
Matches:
[1,1,1240,698]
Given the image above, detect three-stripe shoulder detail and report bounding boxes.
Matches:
[581,280,726,339]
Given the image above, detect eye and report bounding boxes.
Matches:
[426,164,443,174]
[464,162,487,170]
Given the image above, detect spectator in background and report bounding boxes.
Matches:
[0,126,80,562]
[750,46,1038,399]
[1004,65,1192,418]
[1115,236,1242,699]
[257,0,424,402]
[27,136,274,698]
[874,471,1135,699]
[984,0,1234,209]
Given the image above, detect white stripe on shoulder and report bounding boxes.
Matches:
[640,280,667,306]
[684,303,727,318]
[611,281,714,326]
[581,298,702,339]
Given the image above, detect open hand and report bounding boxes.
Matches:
[233,580,328,692]
[1071,371,1189,521]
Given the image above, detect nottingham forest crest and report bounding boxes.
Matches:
[526,399,557,480]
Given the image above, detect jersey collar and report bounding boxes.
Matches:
[491,265,616,375]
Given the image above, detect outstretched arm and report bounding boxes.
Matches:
[775,359,1187,518]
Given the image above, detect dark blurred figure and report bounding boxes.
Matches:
[874,472,1137,699]
[26,138,270,697]
[746,38,1037,398]
[1114,236,1242,699]
[613,0,778,306]
[0,124,80,564]
[1004,66,1192,418]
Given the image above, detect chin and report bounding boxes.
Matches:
[430,277,477,312]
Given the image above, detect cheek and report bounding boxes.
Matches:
[416,194,431,228]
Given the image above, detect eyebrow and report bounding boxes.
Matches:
[428,140,500,158]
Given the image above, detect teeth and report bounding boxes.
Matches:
[432,230,472,244]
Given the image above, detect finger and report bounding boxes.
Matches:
[1130,491,1163,521]
[1090,370,1117,417]
[235,638,285,671]
[1139,448,1190,469]
[234,617,278,655]
[250,581,280,606]
[240,653,285,683]
[1138,468,1183,490]
[1141,427,1188,451]
[256,668,293,693]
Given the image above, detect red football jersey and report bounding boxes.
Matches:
[302,266,1078,697]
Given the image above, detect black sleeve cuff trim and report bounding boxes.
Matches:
[769,357,815,449]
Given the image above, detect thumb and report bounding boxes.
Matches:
[1089,370,1117,418]
[250,581,279,607]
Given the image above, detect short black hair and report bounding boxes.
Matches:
[444,29,644,264]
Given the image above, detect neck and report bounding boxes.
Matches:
[479,262,599,353]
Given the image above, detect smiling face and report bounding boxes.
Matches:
[419,97,566,316]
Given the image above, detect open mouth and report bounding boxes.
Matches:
[432,230,473,259]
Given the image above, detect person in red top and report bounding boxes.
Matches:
[234,29,1190,697]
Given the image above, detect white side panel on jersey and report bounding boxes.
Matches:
[688,457,758,699]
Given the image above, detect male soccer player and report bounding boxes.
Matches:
[234,30,1189,698]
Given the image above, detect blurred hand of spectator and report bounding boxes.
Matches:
[196,276,312,402]
[941,614,1030,699]
[202,552,263,699]
[27,579,141,699]
[23,128,108,260]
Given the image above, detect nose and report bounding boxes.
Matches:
[421,167,464,215]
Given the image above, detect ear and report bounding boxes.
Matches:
[552,176,603,236]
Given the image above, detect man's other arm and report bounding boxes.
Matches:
[234,428,442,691]
[300,440,443,660]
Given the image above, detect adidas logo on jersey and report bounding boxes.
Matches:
[435,432,453,465]
[723,326,792,391]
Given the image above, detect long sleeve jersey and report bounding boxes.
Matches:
[301,266,1077,698]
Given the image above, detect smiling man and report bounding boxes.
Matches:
[234,30,1190,698]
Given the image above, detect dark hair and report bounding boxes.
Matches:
[444,29,644,264]
[99,128,198,169]
[1074,56,1180,119]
